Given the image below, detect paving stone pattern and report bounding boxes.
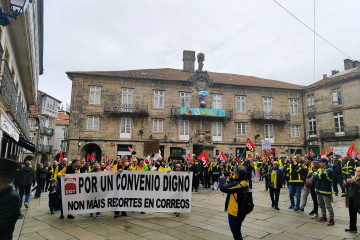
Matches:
[14,180,360,240]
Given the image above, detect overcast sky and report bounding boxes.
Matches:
[39,0,360,106]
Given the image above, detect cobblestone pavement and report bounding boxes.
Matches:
[14,180,360,240]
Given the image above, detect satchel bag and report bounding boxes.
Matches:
[305,178,313,189]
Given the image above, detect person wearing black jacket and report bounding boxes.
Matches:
[35,163,47,198]
[16,161,36,209]
[332,155,345,196]
[190,157,201,192]
[0,158,21,240]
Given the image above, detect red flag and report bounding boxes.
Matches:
[347,143,355,156]
[321,149,326,156]
[245,139,256,152]
[269,153,273,158]
[128,146,133,152]
[86,153,90,161]
[164,158,168,162]
[309,149,314,156]
[59,151,63,161]
[219,151,228,162]
[356,152,360,159]
[330,144,334,153]
[186,154,191,161]
[197,151,208,165]
[90,152,94,160]
[105,154,110,164]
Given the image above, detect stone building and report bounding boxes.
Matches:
[24,90,61,164]
[67,51,307,161]
[304,59,360,157]
[0,0,44,161]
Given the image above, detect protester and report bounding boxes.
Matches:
[46,161,58,192]
[209,157,220,190]
[219,165,248,240]
[174,163,183,217]
[0,158,21,240]
[343,166,360,232]
[308,161,320,219]
[299,156,313,212]
[268,161,284,210]
[43,162,51,192]
[35,163,47,198]
[58,159,81,219]
[189,156,201,192]
[113,155,132,217]
[17,161,36,211]
[313,158,335,226]
[262,159,270,191]
[287,156,303,211]
[332,155,345,197]
[48,178,60,214]
[203,162,211,188]
[243,158,254,190]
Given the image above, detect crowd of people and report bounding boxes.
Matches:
[2,151,360,240]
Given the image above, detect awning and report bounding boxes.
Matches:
[18,137,36,153]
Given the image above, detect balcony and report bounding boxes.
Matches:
[170,107,233,122]
[0,58,30,139]
[40,127,54,136]
[249,110,290,123]
[104,103,149,117]
[319,126,359,140]
[37,144,53,153]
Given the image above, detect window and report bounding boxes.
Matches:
[334,112,344,134]
[87,116,99,130]
[180,92,190,108]
[122,88,133,111]
[153,119,163,132]
[291,125,300,137]
[64,126,69,138]
[264,124,274,142]
[212,94,222,109]
[237,122,246,135]
[289,99,298,115]
[29,118,37,128]
[120,118,131,138]
[89,86,101,105]
[263,97,272,114]
[212,122,222,141]
[154,90,164,108]
[236,96,246,113]
[309,117,317,136]
[332,88,342,105]
[307,94,314,106]
[179,120,189,140]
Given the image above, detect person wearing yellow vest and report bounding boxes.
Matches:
[268,161,284,210]
[287,155,304,211]
[299,156,313,212]
[313,158,335,226]
[135,159,148,171]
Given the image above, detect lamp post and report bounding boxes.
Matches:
[0,0,30,26]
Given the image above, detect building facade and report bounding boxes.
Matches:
[67,51,308,161]
[0,0,44,161]
[304,59,360,157]
[53,109,70,159]
[24,91,61,164]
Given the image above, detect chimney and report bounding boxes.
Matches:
[344,59,353,70]
[331,70,339,76]
[323,74,327,79]
[183,50,195,72]
[352,60,360,69]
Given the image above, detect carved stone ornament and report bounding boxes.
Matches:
[188,53,213,91]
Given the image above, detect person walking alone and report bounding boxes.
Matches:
[343,166,360,232]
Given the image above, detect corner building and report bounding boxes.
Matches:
[67,51,307,161]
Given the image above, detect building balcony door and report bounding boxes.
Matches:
[193,145,203,157]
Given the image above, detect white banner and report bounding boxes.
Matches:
[262,139,271,152]
[61,171,193,215]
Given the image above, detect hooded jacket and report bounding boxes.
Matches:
[15,166,35,188]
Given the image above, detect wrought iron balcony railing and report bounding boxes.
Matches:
[0,58,30,139]
[104,103,149,117]
[319,126,359,140]
[37,144,53,153]
[249,110,290,123]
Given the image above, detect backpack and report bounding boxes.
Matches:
[235,187,254,217]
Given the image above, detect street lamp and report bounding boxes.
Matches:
[0,0,30,26]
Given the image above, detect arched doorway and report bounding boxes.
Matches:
[40,154,49,165]
[24,155,35,167]
[81,143,102,162]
